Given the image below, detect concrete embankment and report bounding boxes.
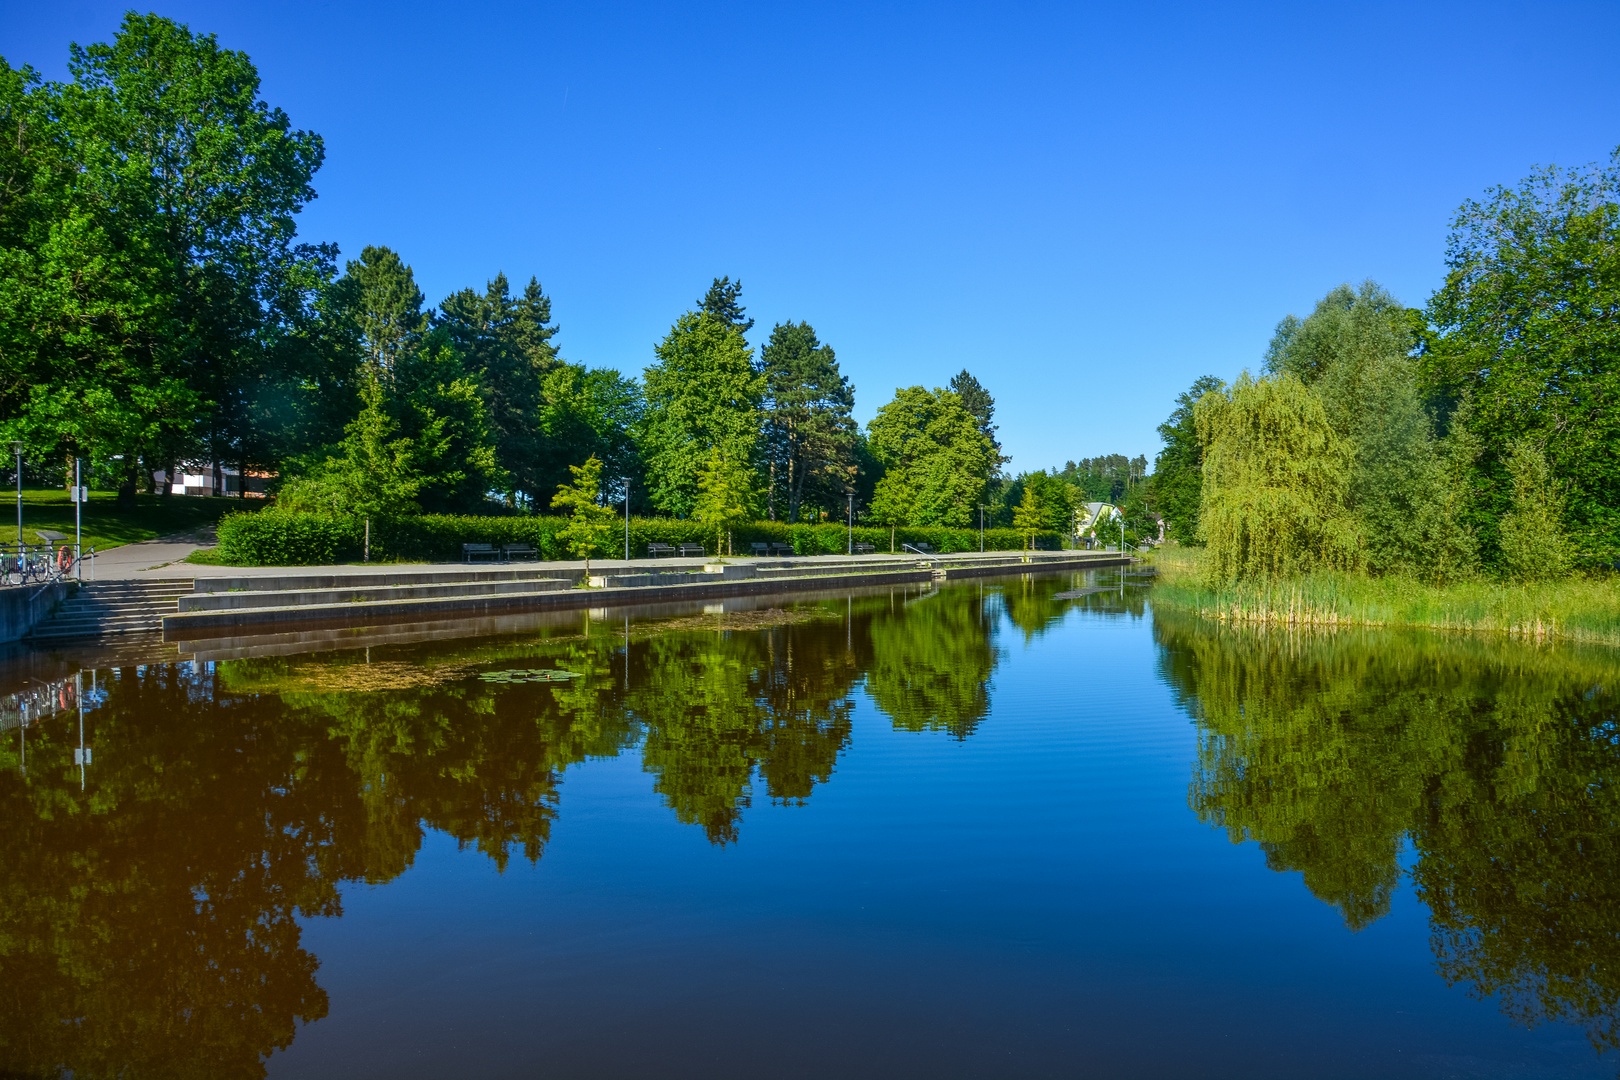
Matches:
[0,582,70,644]
[160,551,1133,640]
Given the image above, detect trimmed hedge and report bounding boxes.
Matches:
[216,508,361,565]
[215,509,1062,566]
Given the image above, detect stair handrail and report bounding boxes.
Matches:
[901,543,942,564]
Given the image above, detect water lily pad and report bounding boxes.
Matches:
[478,668,583,684]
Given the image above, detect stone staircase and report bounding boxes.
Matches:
[29,580,195,642]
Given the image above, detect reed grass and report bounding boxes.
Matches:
[1149,544,1620,647]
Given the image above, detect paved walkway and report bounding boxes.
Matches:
[81,526,216,580]
[84,541,1105,582]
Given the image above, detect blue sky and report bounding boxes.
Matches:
[5,2,1618,473]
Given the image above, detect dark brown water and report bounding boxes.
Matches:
[0,570,1614,1078]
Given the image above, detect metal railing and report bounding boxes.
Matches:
[901,543,942,563]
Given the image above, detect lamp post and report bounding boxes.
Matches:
[622,477,631,561]
[11,441,22,549]
[977,505,988,552]
[846,493,854,555]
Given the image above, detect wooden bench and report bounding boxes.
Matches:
[769,542,794,557]
[647,542,676,558]
[463,543,501,563]
[678,543,706,558]
[913,542,936,554]
[750,542,770,557]
[502,543,537,561]
[853,542,876,555]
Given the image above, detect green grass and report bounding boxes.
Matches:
[1151,544,1620,647]
[1,487,248,552]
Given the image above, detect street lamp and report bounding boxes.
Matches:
[846,492,854,555]
[11,441,22,549]
[622,477,631,561]
[977,504,988,552]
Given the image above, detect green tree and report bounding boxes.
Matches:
[1013,483,1044,549]
[1151,375,1224,543]
[868,469,916,552]
[551,455,616,574]
[698,275,754,336]
[1424,148,1620,566]
[640,309,763,516]
[278,373,423,520]
[391,330,503,512]
[1194,372,1359,583]
[0,15,330,502]
[760,321,857,522]
[866,386,994,528]
[334,245,426,378]
[693,446,756,556]
[438,272,560,502]
[1265,281,1464,578]
[948,369,1009,473]
[1497,439,1570,582]
[536,364,644,508]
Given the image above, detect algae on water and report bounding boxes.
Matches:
[478,668,583,684]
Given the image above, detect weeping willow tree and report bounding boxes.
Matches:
[1193,372,1360,583]
[1265,281,1476,580]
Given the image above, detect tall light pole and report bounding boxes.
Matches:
[977,505,988,552]
[74,458,82,579]
[11,441,22,549]
[622,477,631,561]
[846,493,854,555]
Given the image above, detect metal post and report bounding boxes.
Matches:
[623,477,630,561]
[74,458,81,580]
[846,494,853,555]
[978,505,986,552]
[12,441,21,550]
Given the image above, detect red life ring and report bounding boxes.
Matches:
[57,546,72,572]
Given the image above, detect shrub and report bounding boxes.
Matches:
[210,510,1061,566]
[215,509,362,566]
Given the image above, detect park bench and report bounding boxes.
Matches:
[750,542,770,557]
[647,542,676,558]
[769,542,794,557]
[502,543,537,561]
[463,543,501,563]
[913,542,936,554]
[678,543,706,558]
[853,542,876,554]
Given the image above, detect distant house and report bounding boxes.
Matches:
[154,465,273,498]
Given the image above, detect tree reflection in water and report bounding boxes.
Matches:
[7,571,1607,1075]
[1155,607,1620,1053]
[0,581,1017,1078]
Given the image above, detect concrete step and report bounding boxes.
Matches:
[178,577,573,612]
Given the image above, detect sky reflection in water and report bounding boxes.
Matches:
[0,571,1614,1079]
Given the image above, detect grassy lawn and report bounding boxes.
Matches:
[2,488,250,551]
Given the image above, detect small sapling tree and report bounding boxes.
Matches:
[552,455,616,577]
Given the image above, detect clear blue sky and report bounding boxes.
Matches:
[5,2,1618,473]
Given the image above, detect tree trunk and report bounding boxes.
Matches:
[116,462,137,511]
[64,450,73,492]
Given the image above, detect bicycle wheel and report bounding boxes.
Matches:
[0,557,18,587]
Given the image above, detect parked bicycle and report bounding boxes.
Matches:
[1,544,82,586]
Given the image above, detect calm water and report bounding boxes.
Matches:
[1,570,1615,1079]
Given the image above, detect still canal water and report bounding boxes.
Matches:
[0,570,1615,1078]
